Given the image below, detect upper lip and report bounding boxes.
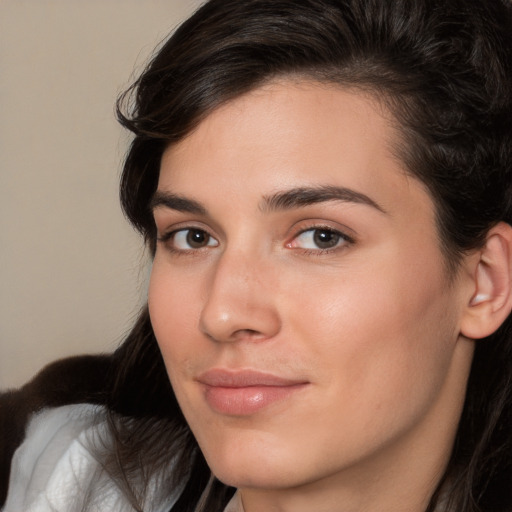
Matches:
[196,369,308,388]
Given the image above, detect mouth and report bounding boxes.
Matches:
[196,369,309,416]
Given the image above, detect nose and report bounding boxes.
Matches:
[199,249,281,343]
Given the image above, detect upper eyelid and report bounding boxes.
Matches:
[157,227,220,254]
[158,226,217,241]
[156,220,215,237]
[289,220,357,242]
[290,226,354,247]
[153,212,224,240]
[296,225,352,238]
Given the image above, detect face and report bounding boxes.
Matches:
[149,81,473,497]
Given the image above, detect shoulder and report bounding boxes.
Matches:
[0,354,111,509]
[2,404,119,512]
[3,405,183,512]
[0,355,183,512]
[3,403,181,512]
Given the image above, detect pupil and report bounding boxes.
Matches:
[313,229,339,249]
[187,229,208,248]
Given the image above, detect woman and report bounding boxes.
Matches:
[1,0,511,511]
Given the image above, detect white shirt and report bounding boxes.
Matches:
[2,404,180,512]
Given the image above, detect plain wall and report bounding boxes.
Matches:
[0,1,203,389]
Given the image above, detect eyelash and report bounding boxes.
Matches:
[157,225,354,256]
[287,225,354,255]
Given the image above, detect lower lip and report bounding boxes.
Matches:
[203,384,307,415]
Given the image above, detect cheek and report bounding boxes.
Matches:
[288,249,459,405]
[147,260,203,370]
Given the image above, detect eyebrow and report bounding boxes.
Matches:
[150,185,386,216]
[150,191,207,215]
[260,185,387,214]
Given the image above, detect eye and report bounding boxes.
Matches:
[163,228,219,251]
[288,227,350,251]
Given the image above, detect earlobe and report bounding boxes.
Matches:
[460,222,512,340]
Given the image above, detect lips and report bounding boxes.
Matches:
[196,369,309,415]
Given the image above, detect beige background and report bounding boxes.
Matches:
[0,1,202,389]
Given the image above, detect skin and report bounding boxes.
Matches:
[148,80,477,512]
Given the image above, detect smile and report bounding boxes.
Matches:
[196,369,309,416]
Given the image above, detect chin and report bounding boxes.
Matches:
[200,438,299,489]
[212,463,299,490]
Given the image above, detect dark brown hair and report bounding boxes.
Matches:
[105,1,512,510]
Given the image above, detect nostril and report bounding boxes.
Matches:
[231,328,265,341]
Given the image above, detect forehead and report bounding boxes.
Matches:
[158,79,430,220]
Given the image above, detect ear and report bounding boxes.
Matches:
[460,222,512,340]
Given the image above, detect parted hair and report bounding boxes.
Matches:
[104,1,512,510]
